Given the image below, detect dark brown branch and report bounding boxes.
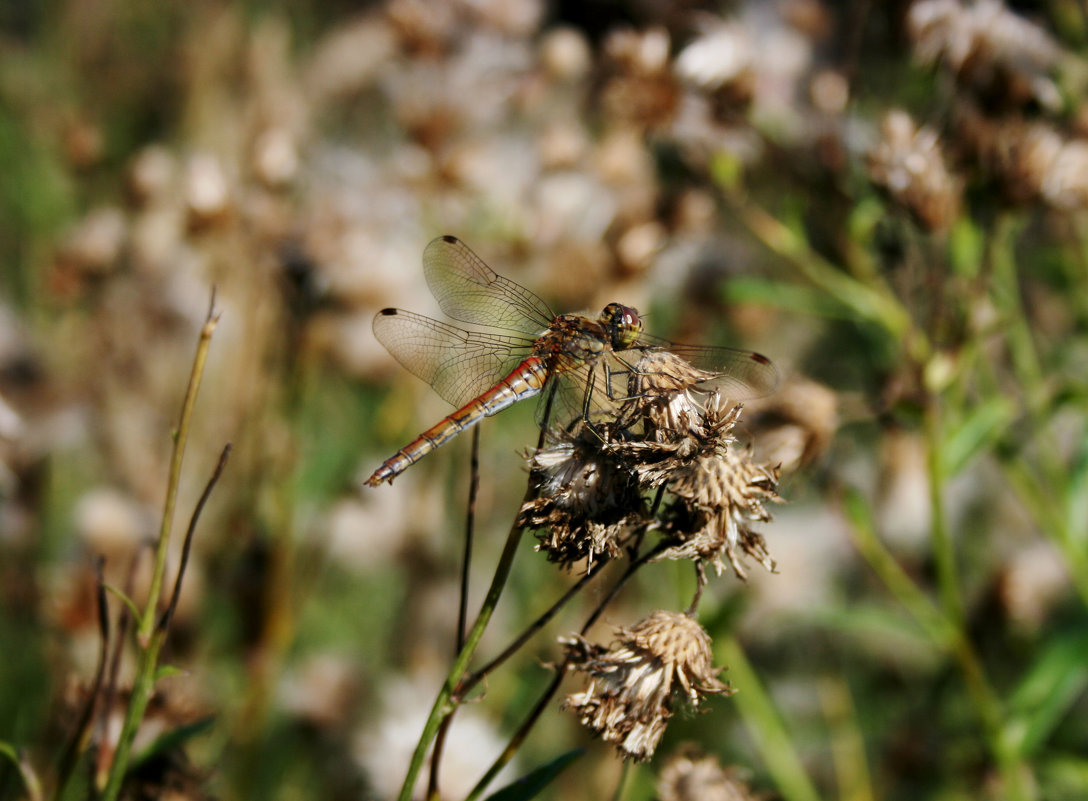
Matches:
[157,443,232,633]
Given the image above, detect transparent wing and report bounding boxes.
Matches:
[635,336,780,400]
[423,235,556,336]
[372,308,535,408]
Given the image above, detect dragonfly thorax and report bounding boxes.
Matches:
[598,303,643,351]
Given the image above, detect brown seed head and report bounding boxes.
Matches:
[657,747,760,801]
[561,611,730,761]
[868,110,961,231]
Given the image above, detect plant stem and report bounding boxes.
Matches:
[842,489,1033,800]
[397,485,534,801]
[924,399,963,626]
[100,300,219,801]
[429,427,483,799]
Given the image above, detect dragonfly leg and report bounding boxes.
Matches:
[604,355,650,403]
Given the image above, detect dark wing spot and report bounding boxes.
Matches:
[440,234,460,244]
[751,352,772,365]
[378,308,398,316]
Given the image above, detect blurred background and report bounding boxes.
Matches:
[2,0,1088,799]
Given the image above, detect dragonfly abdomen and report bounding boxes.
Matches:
[364,357,549,486]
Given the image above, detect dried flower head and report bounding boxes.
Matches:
[657,447,782,580]
[520,423,645,567]
[612,391,743,488]
[868,110,961,231]
[959,108,1088,210]
[742,376,838,473]
[624,349,721,441]
[600,28,682,131]
[657,747,760,801]
[675,21,755,121]
[908,0,1062,112]
[562,611,730,761]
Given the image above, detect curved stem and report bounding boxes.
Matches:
[461,558,609,696]
[101,297,219,801]
[396,484,535,801]
[464,542,665,801]
[429,428,483,799]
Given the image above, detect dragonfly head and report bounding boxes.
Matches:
[599,303,642,351]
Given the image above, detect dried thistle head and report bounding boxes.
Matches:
[657,747,761,801]
[675,21,756,122]
[624,349,720,441]
[561,611,730,762]
[741,375,838,473]
[612,392,743,489]
[657,447,782,580]
[520,423,645,568]
[868,110,961,231]
[908,0,1062,112]
[600,28,682,131]
[958,107,1088,210]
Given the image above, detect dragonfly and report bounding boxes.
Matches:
[364,235,778,486]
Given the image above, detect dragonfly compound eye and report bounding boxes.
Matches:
[600,303,642,350]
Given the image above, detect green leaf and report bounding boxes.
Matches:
[130,716,216,769]
[1005,633,1088,756]
[482,750,584,801]
[154,664,187,682]
[710,151,743,190]
[0,741,18,767]
[722,277,857,319]
[1064,430,1088,539]
[941,397,1016,477]
[103,583,144,629]
[948,217,984,278]
[0,741,43,801]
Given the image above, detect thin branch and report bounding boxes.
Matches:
[686,561,708,615]
[465,541,667,800]
[55,557,110,798]
[158,442,232,633]
[459,557,609,697]
[429,428,483,800]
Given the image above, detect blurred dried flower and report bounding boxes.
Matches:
[184,153,233,229]
[962,110,1088,210]
[356,676,518,799]
[868,110,961,231]
[809,69,849,115]
[539,26,592,82]
[74,487,148,558]
[616,221,666,275]
[303,15,396,103]
[126,145,177,207]
[744,375,838,472]
[562,611,731,762]
[997,541,1070,630]
[58,207,127,276]
[908,0,1062,111]
[252,126,300,188]
[279,653,359,729]
[657,747,760,801]
[601,28,681,131]
[385,0,460,56]
[63,117,105,168]
[675,21,755,117]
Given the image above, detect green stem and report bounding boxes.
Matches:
[842,489,1033,800]
[100,301,219,801]
[726,193,918,352]
[720,636,822,801]
[924,399,963,626]
[397,488,532,801]
[1002,460,1088,609]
